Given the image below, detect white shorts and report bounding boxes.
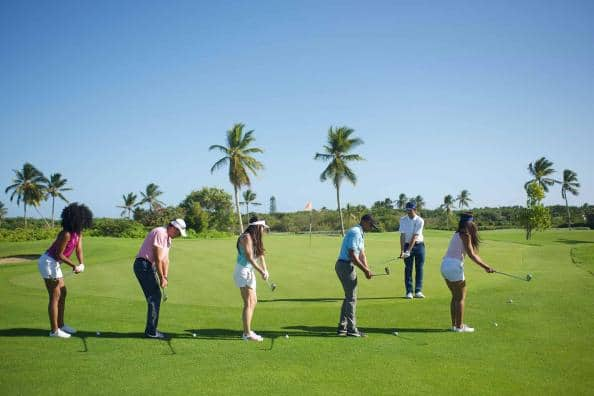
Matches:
[38,253,63,280]
[441,257,465,282]
[233,263,256,290]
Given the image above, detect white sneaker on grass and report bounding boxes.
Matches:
[454,325,475,333]
[242,331,263,342]
[405,292,413,299]
[49,328,71,338]
[414,292,425,298]
[60,325,77,334]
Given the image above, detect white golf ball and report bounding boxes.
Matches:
[96,331,101,336]
[393,331,399,336]
[285,334,289,339]
[493,322,498,327]
[192,333,197,337]
[508,299,513,304]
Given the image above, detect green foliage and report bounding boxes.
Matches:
[87,218,147,238]
[134,206,186,228]
[180,187,234,232]
[0,226,59,242]
[522,181,551,239]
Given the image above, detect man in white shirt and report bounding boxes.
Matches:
[399,202,426,299]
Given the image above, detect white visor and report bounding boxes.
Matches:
[248,220,270,228]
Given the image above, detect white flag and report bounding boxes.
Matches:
[304,201,313,211]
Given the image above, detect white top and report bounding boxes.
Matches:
[444,232,464,261]
[399,214,424,244]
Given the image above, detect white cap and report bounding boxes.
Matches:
[170,218,187,237]
[248,220,270,229]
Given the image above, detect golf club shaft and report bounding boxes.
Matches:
[495,271,529,281]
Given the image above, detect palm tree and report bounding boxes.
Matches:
[525,157,558,192]
[414,195,425,212]
[561,169,580,230]
[456,190,472,209]
[0,201,7,226]
[117,192,138,219]
[4,163,47,227]
[240,189,262,218]
[209,123,264,233]
[314,126,364,236]
[396,193,408,210]
[45,173,72,227]
[140,183,164,212]
[440,194,455,228]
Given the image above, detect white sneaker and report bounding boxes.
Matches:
[454,324,475,333]
[60,325,77,334]
[49,328,71,338]
[405,292,413,299]
[414,292,425,299]
[242,331,263,342]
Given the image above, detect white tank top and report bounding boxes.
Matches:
[444,233,465,261]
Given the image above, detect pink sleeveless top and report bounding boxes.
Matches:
[47,232,80,260]
[444,232,465,261]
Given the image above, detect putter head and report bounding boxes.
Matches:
[384,267,390,275]
[526,274,532,282]
[270,283,277,291]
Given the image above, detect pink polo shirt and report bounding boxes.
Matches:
[136,227,171,265]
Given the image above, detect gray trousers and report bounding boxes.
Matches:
[335,260,358,331]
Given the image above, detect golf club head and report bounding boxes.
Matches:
[526,274,533,281]
[384,266,390,275]
[270,283,277,291]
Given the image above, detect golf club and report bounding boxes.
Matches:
[266,279,277,291]
[154,271,168,302]
[372,267,391,277]
[494,270,532,282]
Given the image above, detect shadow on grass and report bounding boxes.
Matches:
[259,296,400,303]
[282,325,450,336]
[555,238,593,245]
[0,328,192,340]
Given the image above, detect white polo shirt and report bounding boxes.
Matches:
[399,215,424,244]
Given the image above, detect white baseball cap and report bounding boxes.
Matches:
[170,219,187,237]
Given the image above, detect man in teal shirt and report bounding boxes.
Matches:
[335,214,377,337]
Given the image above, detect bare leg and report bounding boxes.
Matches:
[58,285,67,328]
[44,278,63,332]
[240,287,257,335]
[446,279,466,328]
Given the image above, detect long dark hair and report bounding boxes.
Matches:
[61,203,94,233]
[457,213,480,251]
[237,216,266,257]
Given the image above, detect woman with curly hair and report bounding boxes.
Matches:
[233,216,270,341]
[38,203,93,338]
[440,212,494,333]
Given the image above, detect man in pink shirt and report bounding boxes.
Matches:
[133,219,187,339]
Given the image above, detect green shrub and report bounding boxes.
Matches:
[88,219,147,238]
[0,227,59,242]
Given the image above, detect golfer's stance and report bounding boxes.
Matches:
[133,219,186,339]
[38,203,93,338]
[233,216,270,342]
[335,214,377,337]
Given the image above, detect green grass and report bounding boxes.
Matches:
[1,229,593,395]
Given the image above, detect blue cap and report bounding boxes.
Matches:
[405,202,416,210]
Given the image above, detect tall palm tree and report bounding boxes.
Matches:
[525,157,558,192]
[117,192,138,219]
[440,194,455,228]
[140,183,164,212]
[456,190,472,209]
[210,123,264,233]
[314,126,364,236]
[414,195,425,212]
[45,173,72,227]
[240,189,262,218]
[396,193,408,210]
[561,169,580,230]
[0,201,7,226]
[4,163,47,227]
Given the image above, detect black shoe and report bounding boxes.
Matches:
[145,331,168,339]
[347,329,367,337]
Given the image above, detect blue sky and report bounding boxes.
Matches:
[1,0,593,218]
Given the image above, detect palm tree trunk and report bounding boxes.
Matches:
[336,184,345,236]
[234,185,244,234]
[245,202,250,225]
[51,197,55,227]
[24,204,27,228]
[565,196,572,230]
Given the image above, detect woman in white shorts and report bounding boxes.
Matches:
[441,213,494,333]
[233,216,270,341]
[38,203,93,338]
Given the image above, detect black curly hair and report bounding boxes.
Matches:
[61,203,94,233]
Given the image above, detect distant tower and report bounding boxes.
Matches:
[269,196,277,214]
